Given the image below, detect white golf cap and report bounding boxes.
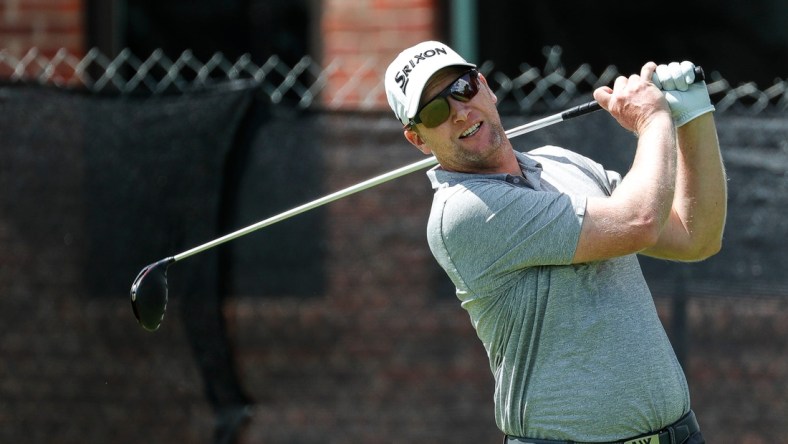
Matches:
[384,41,476,125]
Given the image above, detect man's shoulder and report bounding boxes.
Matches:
[526,145,596,165]
[525,145,610,180]
[521,145,620,197]
[433,176,514,206]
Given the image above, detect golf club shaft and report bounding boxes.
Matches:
[172,100,603,262]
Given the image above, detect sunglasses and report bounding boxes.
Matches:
[409,70,481,128]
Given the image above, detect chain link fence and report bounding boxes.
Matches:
[1,46,786,114]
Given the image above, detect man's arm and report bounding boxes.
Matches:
[572,62,677,264]
[640,112,727,261]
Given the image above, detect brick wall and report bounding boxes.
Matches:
[320,0,438,110]
[0,0,84,81]
[0,0,430,109]
[0,0,83,56]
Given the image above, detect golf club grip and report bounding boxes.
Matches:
[561,65,705,121]
[561,101,602,120]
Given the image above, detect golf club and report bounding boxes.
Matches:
[131,65,705,331]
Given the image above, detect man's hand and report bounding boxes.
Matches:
[651,61,715,127]
[593,62,672,135]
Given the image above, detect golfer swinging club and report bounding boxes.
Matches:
[385,41,726,443]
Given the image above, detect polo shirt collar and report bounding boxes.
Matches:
[427,150,543,190]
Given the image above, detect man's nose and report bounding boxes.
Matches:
[450,99,471,123]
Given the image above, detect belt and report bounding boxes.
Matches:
[505,410,700,444]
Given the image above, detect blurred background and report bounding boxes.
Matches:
[0,1,786,443]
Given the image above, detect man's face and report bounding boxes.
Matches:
[405,68,511,173]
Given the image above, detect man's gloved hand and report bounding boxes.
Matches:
[651,61,715,127]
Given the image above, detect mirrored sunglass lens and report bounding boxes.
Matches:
[418,98,450,128]
[450,76,477,100]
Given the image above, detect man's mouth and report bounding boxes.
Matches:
[460,122,482,139]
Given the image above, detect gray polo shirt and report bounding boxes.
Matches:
[426,146,689,440]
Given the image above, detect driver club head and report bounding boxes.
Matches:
[130,257,175,332]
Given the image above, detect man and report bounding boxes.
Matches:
[384,41,726,443]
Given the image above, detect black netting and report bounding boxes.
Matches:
[0,80,310,441]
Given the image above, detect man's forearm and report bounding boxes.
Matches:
[644,112,727,260]
[677,113,727,248]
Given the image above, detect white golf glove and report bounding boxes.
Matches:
[651,61,715,127]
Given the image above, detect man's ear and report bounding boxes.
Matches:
[404,128,432,155]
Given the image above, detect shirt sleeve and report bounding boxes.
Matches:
[606,169,622,193]
[428,179,585,295]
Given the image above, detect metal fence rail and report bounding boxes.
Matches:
[1,46,786,114]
